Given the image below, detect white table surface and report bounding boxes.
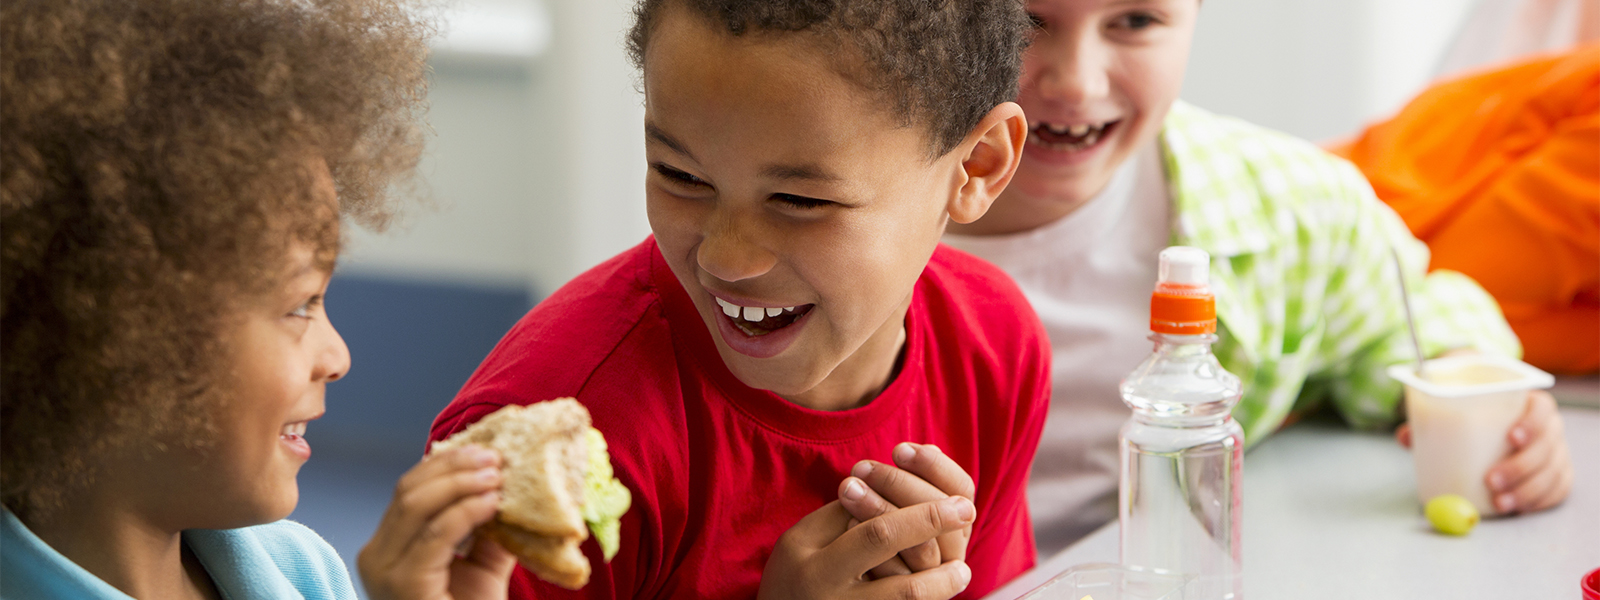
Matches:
[984,406,1600,600]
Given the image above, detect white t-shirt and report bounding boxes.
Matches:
[944,141,1171,553]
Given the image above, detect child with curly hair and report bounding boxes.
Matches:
[2,1,516,598]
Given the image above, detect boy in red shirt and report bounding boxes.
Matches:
[430,1,1046,598]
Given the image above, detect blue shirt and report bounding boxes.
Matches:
[1,509,358,600]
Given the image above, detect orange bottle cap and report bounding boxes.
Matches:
[1151,285,1216,334]
[1150,247,1216,334]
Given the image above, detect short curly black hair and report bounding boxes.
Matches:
[1,0,432,520]
[626,0,1032,157]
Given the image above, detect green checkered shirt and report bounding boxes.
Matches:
[1161,101,1521,445]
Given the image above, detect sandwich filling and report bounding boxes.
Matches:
[581,427,631,561]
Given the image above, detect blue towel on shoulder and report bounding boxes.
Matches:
[2,508,358,600]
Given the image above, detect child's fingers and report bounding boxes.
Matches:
[398,445,500,495]
[459,532,517,573]
[1524,453,1574,513]
[891,443,977,504]
[1394,423,1412,448]
[781,500,854,550]
[447,534,518,600]
[358,489,501,600]
[860,559,971,600]
[840,477,895,521]
[1487,413,1563,496]
[1493,439,1571,514]
[1519,443,1573,513]
[841,504,915,580]
[892,443,976,558]
[1506,391,1559,450]
[386,464,503,553]
[844,518,916,580]
[839,477,940,572]
[868,556,915,580]
[851,460,971,562]
[851,460,948,512]
[395,490,503,573]
[363,451,493,572]
[821,496,974,578]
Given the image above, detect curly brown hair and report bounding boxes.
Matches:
[1,0,433,520]
[626,0,1033,158]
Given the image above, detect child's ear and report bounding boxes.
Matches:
[948,101,1027,224]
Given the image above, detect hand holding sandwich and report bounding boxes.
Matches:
[421,399,632,591]
[360,399,632,597]
[359,444,518,600]
[758,498,976,600]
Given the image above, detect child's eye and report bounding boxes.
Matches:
[652,163,709,187]
[772,193,833,210]
[1110,11,1161,31]
[289,295,323,319]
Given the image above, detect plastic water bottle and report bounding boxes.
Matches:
[1119,247,1244,599]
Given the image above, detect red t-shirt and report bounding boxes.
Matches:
[430,238,1050,600]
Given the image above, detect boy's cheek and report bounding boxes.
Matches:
[645,194,689,241]
[646,205,702,267]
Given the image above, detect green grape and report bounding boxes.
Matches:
[1425,494,1480,536]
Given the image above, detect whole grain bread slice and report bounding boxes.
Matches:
[432,399,593,587]
[480,520,590,590]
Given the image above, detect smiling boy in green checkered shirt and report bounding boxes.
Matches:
[942,0,1576,553]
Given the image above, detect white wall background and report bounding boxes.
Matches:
[340,0,1490,297]
[1183,0,1479,144]
[342,0,651,296]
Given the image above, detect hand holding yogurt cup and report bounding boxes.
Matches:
[1390,353,1574,516]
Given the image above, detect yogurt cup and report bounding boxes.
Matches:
[1388,354,1554,515]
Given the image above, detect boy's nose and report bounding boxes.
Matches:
[696,211,777,283]
[1032,40,1110,105]
[315,318,352,383]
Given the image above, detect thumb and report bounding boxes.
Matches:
[464,532,517,574]
[447,534,519,600]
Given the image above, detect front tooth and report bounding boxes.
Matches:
[766,307,782,317]
[743,306,762,321]
[718,298,739,317]
[1069,124,1090,136]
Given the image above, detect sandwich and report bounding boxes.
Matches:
[431,398,631,589]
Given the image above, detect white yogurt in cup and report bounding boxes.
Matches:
[1388,354,1554,515]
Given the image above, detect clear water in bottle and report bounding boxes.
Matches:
[1119,247,1244,599]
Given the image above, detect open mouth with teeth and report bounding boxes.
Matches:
[715,297,814,337]
[280,421,307,443]
[1030,120,1119,151]
[280,420,312,459]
